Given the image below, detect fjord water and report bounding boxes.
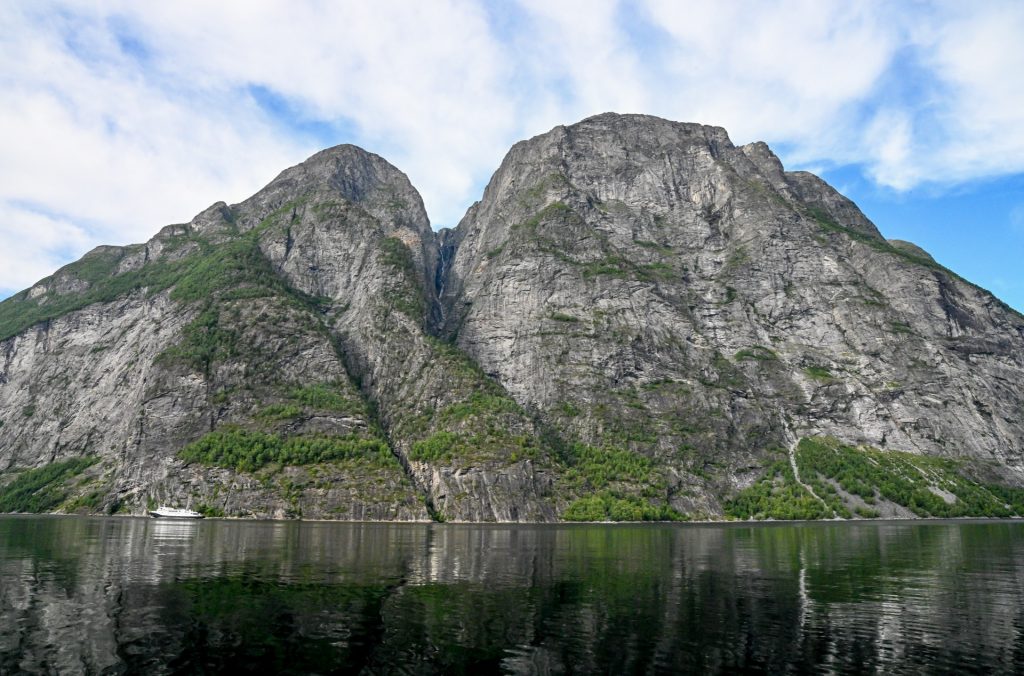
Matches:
[1,518,1023,674]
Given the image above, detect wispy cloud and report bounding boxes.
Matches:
[1,0,1023,294]
[0,205,92,292]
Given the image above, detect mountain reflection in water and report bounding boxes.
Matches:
[1,516,1023,674]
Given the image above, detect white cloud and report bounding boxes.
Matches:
[638,0,901,150]
[102,0,519,227]
[0,2,311,292]
[913,2,1024,183]
[0,206,92,291]
[863,109,916,189]
[510,0,652,124]
[1,0,1023,295]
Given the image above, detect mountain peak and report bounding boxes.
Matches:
[1,113,1023,524]
[234,142,431,235]
[567,112,731,140]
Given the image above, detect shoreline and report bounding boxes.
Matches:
[2,512,1023,527]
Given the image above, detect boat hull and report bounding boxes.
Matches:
[148,511,204,519]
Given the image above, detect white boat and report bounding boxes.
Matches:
[148,506,204,519]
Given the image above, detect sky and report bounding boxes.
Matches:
[1,0,1022,310]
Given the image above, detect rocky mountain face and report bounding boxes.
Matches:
[1,113,1023,521]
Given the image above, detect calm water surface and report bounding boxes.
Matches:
[1,516,1023,674]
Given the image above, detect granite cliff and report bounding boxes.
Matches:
[2,113,1023,521]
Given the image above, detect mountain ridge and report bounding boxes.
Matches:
[2,113,1023,522]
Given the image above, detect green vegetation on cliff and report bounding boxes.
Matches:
[726,437,1024,521]
[724,459,831,521]
[560,444,685,521]
[179,428,395,473]
[797,437,1024,518]
[564,493,684,522]
[0,457,98,513]
[0,201,300,343]
[0,247,190,342]
[409,392,538,464]
[253,383,370,423]
[0,198,323,369]
[157,305,238,373]
[563,444,656,488]
[290,383,365,412]
[378,236,427,318]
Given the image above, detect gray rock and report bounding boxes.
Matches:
[1,112,1022,521]
[443,113,1024,512]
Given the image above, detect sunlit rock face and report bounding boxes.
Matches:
[1,113,1022,521]
[442,113,1024,513]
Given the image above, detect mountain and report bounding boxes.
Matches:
[2,113,1023,522]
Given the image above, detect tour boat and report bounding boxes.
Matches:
[148,506,204,519]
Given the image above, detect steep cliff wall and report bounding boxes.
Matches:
[1,114,1022,521]
[442,114,1024,515]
